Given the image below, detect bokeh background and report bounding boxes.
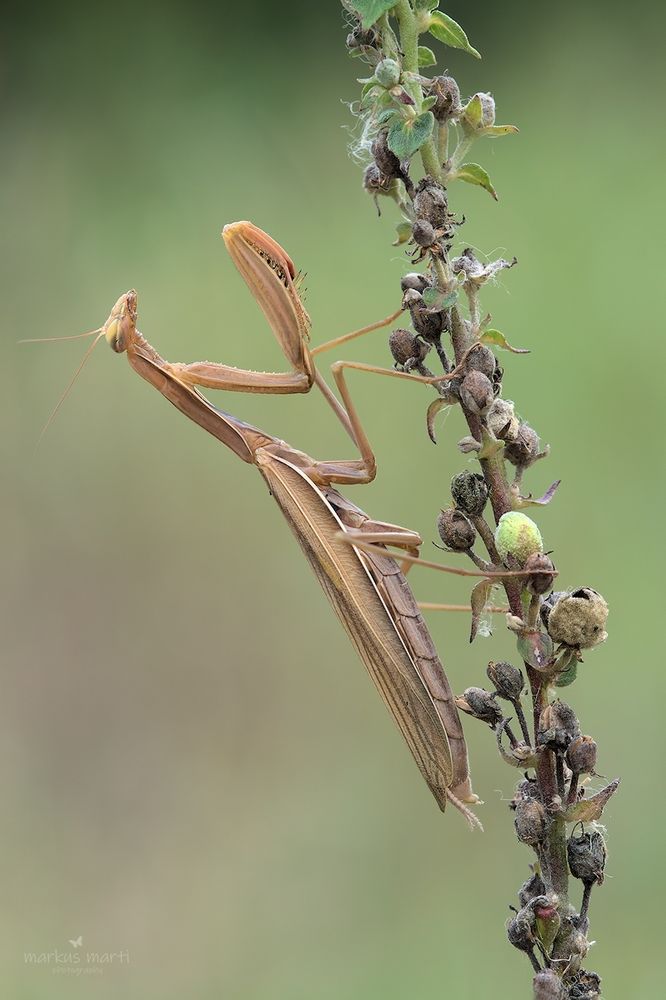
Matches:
[2,1,664,996]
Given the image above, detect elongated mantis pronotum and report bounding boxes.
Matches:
[40,223,535,825]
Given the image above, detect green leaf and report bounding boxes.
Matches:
[564,779,620,824]
[484,124,520,137]
[417,45,437,67]
[414,0,439,10]
[480,328,530,354]
[422,286,458,311]
[462,93,484,128]
[516,631,554,671]
[376,108,398,127]
[421,95,437,112]
[428,11,481,59]
[349,1,396,30]
[555,661,578,687]
[387,111,434,159]
[455,162,498,200]
[392,222,413,246]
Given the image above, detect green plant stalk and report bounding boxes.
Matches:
[395,0,443,182]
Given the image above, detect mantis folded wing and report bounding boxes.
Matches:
[65,224,496,825]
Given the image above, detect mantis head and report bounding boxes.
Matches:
[104,289,138,353]
[222,221,312,370]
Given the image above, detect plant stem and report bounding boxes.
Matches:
[395,0,443,183]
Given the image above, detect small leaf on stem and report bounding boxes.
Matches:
[349,0,396,31]
[387,111,435,158]
[470,579,493,643]
[480,328,530,354]
[418,45,437,67]
[428,11,481,59]
[426,396,455,443]
[564,779,620,824]
[455,162,498,200]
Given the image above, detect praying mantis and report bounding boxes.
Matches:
[42,222,529,826]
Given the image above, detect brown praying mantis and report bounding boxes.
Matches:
[38,222,540,826]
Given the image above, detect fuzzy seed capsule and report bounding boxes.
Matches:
[487,397,520,441]
[514,798,547,846]
[546,589,609,649]
[413,177,449,228]
[371,130,403,180]
[507,905,537,953]
[523,552,556,596]
[504,421,541,468]
[494,512,543,566]
[487,660,524,701]
[567,830,607,886]
[437,508,476,551]
[533,969,564,1000]
[450,470,488,517]
[410,301,446,341]
[464,344,496,379]
[460,370,494,416]
[566,735,597,776]
[456,687,502,726]
[519,870,547,907]
[363,163,391,197]
[400,272,430,294]
[412,219,435,247]
[426,75,462,122]
[388,328,428,367]
[568,970,601,999]
[538,700,581,752]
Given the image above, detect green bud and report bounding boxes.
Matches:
[495,512,543,566]
[375,58,401,89]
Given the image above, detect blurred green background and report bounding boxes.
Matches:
[2,1,663,996]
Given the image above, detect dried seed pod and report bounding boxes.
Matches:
[546,589,609,649]
[487,660,524,701]
[400,272,430,294]
[519,870,547,907]
[566,735,598,776]
[504,421,541,468]
[533,970,564,1000]
[363,163,392,197]
[567,830,607,886]
[464,344,496,379]
[456,687,503,726]
[523,552,556,596]
[512,776,540,806]
[410,301,446,341]
[568,970,602,999]
[345,24,379,50]
[460,370,494,416]
[450,470,488,517]
[412,219,436,247]
[388,328,428,367]
[371,130,404,180]
[495,511,543,566]
[413,177,449,228]
[540,590,568,629]
[514,798,547,846]
[487,397,520,441]
[538,700,581,752]
[507,904,537,954]
[437,508,476,551]
[426,75,462,122]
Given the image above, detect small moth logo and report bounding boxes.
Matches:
[68,936,83,949]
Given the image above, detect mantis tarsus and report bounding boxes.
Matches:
[45,222,528,826]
